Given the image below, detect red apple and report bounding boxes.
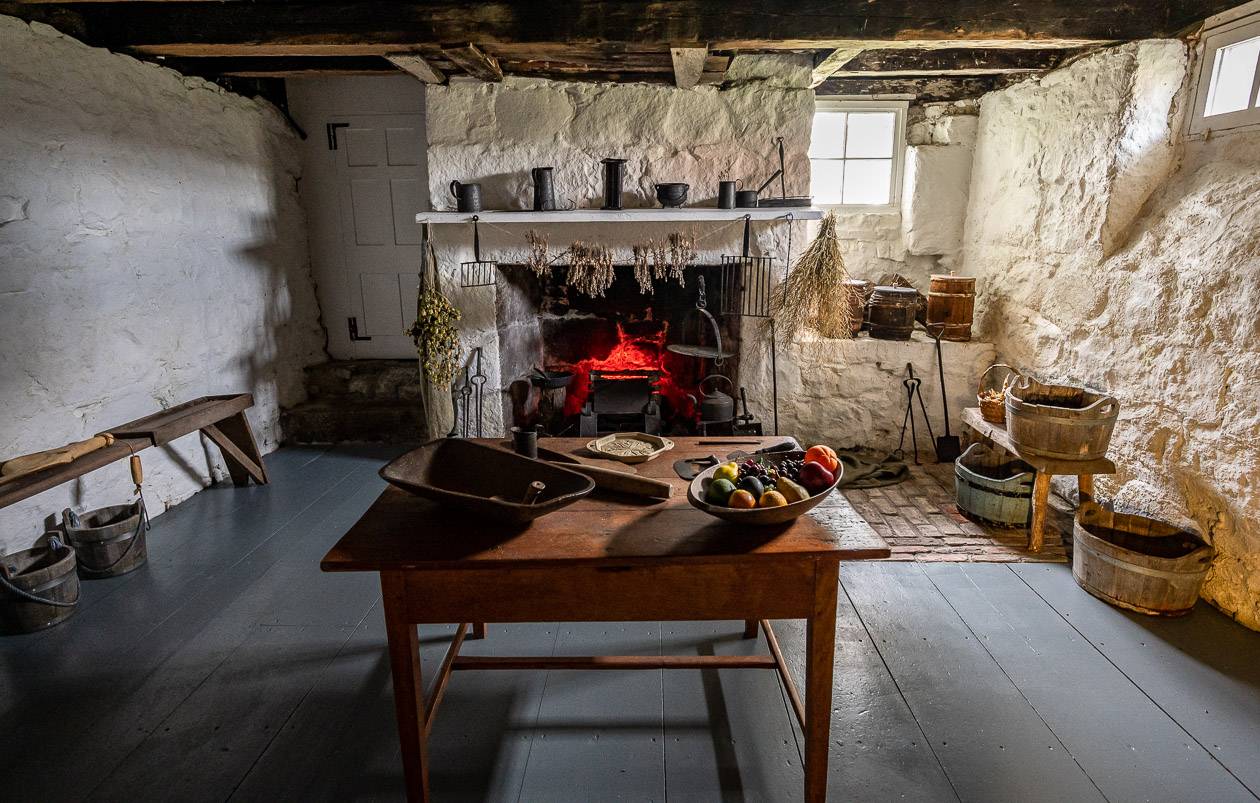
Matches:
[798,460,835,493]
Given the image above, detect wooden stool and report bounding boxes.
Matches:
[961,408,1115,552]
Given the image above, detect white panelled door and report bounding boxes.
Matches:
[330,114,426,358]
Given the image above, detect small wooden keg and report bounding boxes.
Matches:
[843,279,870,336]
[926,274,975,341]
[867,286,919,340]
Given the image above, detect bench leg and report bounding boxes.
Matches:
[1078,474,1094,503]
[743,619,759,639]
[202,411,268,486]
[470,622,487,639]
[1029,472,1051,552]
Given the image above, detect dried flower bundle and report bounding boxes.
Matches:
[526,230,550,277]
[771,211,855,340]
[566,241,616,297]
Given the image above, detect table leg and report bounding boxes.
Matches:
[1029,472,1051,553]
[804,559,839,803]
[1078,474,1094,503]
[743,619,759,639]
[382,573,430,802]
[471,622,487,639]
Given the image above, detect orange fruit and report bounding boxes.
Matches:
[728,489,757,509]
[803,445,840,473]
[758,490,788,508]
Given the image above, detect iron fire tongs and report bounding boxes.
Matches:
[894,363,937,465]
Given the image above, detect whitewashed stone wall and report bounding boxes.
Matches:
[0,17,325,555]
[962,40,1260,629]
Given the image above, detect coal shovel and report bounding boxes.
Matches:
[931,327,963,463]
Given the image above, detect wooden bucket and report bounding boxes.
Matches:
[1005,376,1119,461]
[1,535,80,633]
[64,500,148,578]
[954,443,1035,528]
[926,274,975,341]
[843,279,870,336]
[867,286,918,340]
[1073,502,1213,616]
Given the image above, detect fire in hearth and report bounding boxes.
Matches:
[562,321,693,420]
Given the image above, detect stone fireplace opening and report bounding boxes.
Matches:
[495,264,745,436]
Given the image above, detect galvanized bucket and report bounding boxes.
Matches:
[954,443,1035,528]
[63,499,149,578]
[1,535,80,633]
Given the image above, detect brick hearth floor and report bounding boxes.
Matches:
[842,462,1069,563]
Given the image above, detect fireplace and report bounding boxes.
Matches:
[495,263,748,436]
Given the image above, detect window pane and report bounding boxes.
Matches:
[810,159,846,205]
[842,159,893,205]
[1205,36,1260,116]
[810,112,847,158]
[845,112,896,158]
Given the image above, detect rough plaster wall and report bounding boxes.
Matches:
[962,40,1260,628]
[0,18,325,555]
[424,58,814,436]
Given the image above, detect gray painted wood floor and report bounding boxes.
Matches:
[3,445,1258,802]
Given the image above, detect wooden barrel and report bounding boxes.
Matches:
[926,274,975,341]
[867,286,918,340]
[954,443,1035,528]
[0,535,80,633]
[843,279,870,336]
[1005,375,1119,461]
[1073,502,1213,616]
[64,500,148,578]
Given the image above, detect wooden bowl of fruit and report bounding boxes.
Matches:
[686,446,843,526]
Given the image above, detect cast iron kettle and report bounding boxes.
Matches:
[689,375,736,422]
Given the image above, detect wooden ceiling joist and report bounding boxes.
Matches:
[830,47,1090,77]
[440,43,502,82]
[154,55,397,77]
[386,53,446,83]
[0,0,1213,56]
[816,74,1026,102]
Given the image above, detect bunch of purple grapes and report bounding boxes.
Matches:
[777,458,804,482]
[737,459,769,481]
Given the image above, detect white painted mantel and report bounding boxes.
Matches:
[415,208,825,223]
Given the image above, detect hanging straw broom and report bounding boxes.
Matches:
[771,211,855,341]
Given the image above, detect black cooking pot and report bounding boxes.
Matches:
[654,182,690,208]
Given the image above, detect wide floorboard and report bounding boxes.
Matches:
[2,445,1257,802]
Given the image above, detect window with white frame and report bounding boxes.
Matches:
[809,100,906,207]
[1189,9,1260,135]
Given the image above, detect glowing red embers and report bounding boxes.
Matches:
[563,322,691,417]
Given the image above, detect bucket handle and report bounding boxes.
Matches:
[0,536,80,608]
[66,497,150,576]
[977,363,1021,396]
[1081,394,1120,417]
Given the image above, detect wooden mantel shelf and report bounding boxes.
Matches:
[415,208,825,224]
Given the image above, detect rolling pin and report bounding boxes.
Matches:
[536,446,674,499]
[0,433,117,482]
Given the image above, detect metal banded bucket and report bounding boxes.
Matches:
[926,274,975,342]
[867,286,918,340]
[1,535,80,633]
[1005,376,1119,461]
[954,443,1034,528]
[64,500,149,578]
[1073,502,1212,616]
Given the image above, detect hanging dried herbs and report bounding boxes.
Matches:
[771,211,854,341]
[632,245,653,294]
[526,230,550,277]
[406,239,462,386]
[566,241,615,297]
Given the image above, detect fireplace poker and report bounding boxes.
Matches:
[470,347,487,438]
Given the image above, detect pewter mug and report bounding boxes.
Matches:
[718,180,742,209]
[531,167,556,211]
[450,180,482,213]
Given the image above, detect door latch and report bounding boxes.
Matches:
[347,317,372,341]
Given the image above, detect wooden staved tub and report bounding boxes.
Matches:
[1073,502,1213,616]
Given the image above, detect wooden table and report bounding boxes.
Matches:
[961,408,1116,551]
[321,435,889,801]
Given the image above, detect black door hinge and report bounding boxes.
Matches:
[347,317,372,341]
[327,122,350,150]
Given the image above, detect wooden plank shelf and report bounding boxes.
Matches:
[415,208,825,224]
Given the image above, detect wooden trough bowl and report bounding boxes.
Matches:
[380,439,595,525]
[686,452,842,526]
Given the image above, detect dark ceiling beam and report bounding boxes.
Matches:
[827,46,1091,76]
[816,74,1027,102]
[0,1,1198,56]
[149,55,396,78]
[440,42,503,81]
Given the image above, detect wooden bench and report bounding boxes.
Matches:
[961,407,1115,552]
[0,394,268,510]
